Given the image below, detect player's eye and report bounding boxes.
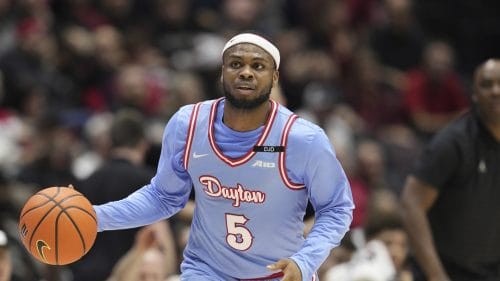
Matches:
[230,61,242,68]
[253,63,264,70]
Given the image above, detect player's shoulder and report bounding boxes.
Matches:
[175,100,216,122]
[276,104,325,144]
[177,100,215,114]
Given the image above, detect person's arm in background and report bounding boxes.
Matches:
[106,225,155,281]
[400,176,450,281]
[94,107,194,231]
[106,221,171,281]
[399,125,461,281]
[151,220,178,276]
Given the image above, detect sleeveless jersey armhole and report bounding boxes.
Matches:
[279,114,306,190]
[183,102,203,170]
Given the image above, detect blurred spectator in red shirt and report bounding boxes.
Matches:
[404,40,469,138]
[345,47,408,133]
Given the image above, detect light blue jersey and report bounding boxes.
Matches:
[94,98,354,281]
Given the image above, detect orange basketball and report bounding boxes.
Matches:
[18,186,97,265]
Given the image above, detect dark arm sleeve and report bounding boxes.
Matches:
[412,132,461,190]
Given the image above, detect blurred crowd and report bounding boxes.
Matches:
[1,0,499,281]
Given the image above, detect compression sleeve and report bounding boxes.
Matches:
[288,127,354,281]
[94,107,193,231]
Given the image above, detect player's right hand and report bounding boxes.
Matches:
[267,259,302,281]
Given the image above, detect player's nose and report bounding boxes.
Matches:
[239,65,254,80]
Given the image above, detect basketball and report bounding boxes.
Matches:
[18,186,97,265]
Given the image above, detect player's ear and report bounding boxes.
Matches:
[272,70,279,87]
[220,68,224,84]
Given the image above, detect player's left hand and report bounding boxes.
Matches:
[267,258,302,281]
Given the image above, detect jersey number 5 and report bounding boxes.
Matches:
[225,214,253,251]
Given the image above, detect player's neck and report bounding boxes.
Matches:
[223,101,271,132]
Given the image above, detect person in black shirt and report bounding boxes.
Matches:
[70,109,155,281]
[400,58,500,281]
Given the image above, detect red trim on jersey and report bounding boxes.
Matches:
[208,98,278,167]
[240,272,317,281]
[279,114,305,189]
[239,271,284,281]
[183,102,202,170]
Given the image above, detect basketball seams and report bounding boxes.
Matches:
[54,208,89,265]
[28,203,59,253]
[55,211,60,265]
[20,187,62,219]
[57,206,97,255]
[64,206,97,224]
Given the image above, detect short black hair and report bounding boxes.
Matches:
[364,212,405,240]
[110,109,146,148]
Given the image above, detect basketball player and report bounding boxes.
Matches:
[94,33,354,281]
[401,59,500,281]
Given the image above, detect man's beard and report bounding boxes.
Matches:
[223,83,272,110]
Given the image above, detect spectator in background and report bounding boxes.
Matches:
[323,211,412,281]
[0,0,16,56]
[106,221,178,281]
[160,72,207,119]
[70,109,156,281]
[363,212,412,281]
[16,113,78,189]
[0,17,49,113]
[114,64,153,113]
[318,232,356,280]
[320,108,368,229]
[356,138,390,192]
[344,47,408,133]
[403,40,469,139]
[283,49,341,121]
[342,47,421,194]
[401,59,500,281]
[0,227,37,281]
[57,24,99,108]
[71,112,114,180]
[83,24,127,112]
[220,0,279,37]
[370,0,424,72]
[414,0,500,76]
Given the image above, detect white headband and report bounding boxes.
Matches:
[222,33,280,69]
